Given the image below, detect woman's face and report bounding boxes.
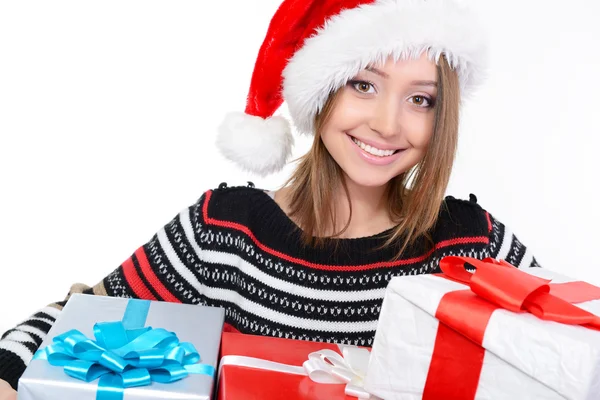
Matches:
[320,53,438,189]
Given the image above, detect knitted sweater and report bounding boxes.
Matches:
[0,183,540,389]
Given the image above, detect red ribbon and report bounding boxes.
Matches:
[422,256,600,400]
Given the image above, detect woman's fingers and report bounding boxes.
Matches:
[0,380,17,400]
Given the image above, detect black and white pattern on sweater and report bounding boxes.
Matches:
[488,213,538,269]
[149,214,383,333]
[213,301,376,346]
[147,233,202,305]
[505,235,526,267]
[0,185,542,390]
[0,308,59,355]
[486,212,504,259]
[105,268,132,299]
[420,246,492,275]
[198,226,397,290]
[0,306,61,387]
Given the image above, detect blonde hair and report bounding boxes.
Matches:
[280,54,461,260]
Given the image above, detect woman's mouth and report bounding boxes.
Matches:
[347,134,402,157]
[346,133,406,166]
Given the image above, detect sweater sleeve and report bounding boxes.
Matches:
[0,192,210,389]
[0,285,97,389]
[484,210,542,269]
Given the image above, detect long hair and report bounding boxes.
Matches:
[280,54,461,260]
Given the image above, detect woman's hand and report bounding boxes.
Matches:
[0,380,16,400]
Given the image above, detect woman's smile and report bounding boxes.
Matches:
[346,132,406,166]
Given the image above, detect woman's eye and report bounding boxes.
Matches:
[409,95,433,108]
[349,80,375,94]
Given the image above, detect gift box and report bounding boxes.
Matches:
[217,331,378,400]
[19,294,225,400]
[363,256,600,400]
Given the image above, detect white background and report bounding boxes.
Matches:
[1,0,599,335]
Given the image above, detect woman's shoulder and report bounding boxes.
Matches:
[438,194,541,269]
[198,181,270,202]
[433,193,494,241]
[442,193,486,214]
[195,181,277,223]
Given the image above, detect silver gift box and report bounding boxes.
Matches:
[18,294,225,400]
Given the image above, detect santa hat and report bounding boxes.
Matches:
[216,0,489,177]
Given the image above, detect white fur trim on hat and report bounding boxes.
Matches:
[282,0,489,135]
[216,112,294,177]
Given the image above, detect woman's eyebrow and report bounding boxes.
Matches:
[410,80,438,87]
[365,66,390,78]
[364,67,438,87]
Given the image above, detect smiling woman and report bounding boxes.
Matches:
[0,0,532,391]
[3,0,591,394]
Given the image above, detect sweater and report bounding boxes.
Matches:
[0,182,540,389]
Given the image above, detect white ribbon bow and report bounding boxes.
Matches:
[303,345,375,399]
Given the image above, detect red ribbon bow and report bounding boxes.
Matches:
[422,256,600,399]
[440,256,600,330]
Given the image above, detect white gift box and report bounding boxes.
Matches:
[18,294,225,400]
[363,258,600,400]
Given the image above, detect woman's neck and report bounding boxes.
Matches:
[274,179,396,239]
[330,178,394,238]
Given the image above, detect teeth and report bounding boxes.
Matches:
[352,137,396,157]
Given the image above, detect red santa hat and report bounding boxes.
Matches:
[216,0,489,177]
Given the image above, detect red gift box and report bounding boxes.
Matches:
[217,332,374,400]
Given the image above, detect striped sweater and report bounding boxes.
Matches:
[0,183,540,389]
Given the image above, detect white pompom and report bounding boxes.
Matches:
[216,112,294,177]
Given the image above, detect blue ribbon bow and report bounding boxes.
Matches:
[33,299,215,400]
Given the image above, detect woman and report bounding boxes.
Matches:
[0,0,540,394]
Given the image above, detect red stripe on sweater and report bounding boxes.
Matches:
[485,211,492,232]
[135,247,181,303]
[122,256,157,300]
[202,190,489,272]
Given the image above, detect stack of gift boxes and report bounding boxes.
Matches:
[18,256,600,400]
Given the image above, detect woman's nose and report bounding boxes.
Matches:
[369,99,401,138]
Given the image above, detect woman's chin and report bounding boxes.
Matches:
[344,170,394,188]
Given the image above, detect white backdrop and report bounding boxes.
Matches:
[1,0,599,335]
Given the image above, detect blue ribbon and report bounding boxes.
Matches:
[33,299,215,400]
